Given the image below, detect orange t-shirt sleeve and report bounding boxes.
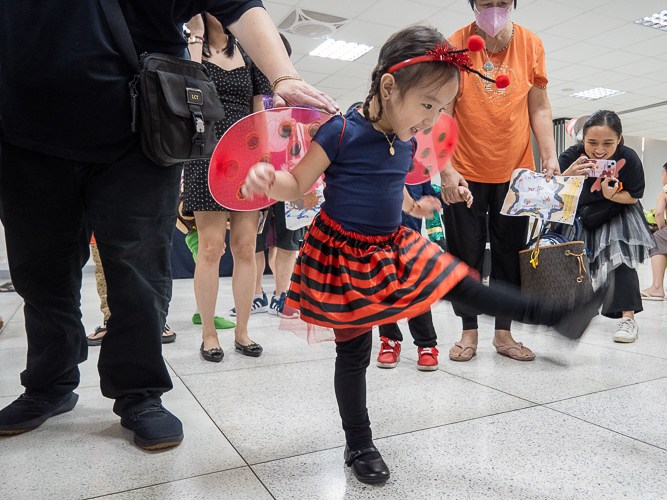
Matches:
[533,39,548,89]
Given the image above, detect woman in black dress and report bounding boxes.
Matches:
[184,14,272,361]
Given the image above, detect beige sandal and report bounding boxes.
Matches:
[492,339,535,361]
[449,341,477,362]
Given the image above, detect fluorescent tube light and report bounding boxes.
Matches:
[309,39,373,62]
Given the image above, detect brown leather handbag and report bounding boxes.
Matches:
[519,227,593,308]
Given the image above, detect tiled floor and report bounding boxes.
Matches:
[1,264,667,499]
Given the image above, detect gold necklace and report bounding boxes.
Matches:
[477,24,514,71]
[374,124,396,155]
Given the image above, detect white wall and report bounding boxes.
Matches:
[640,137,667,210]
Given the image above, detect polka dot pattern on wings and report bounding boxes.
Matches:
[406,114,459,185]
[209,107,334,211]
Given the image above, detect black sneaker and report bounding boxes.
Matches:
[120,403,184,450]
[0,392,79,435]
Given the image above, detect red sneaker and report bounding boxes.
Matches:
[417,347,439,371]
[377,337,401,368]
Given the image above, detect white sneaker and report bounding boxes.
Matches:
[613,318,638,343]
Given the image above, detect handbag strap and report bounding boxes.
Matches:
[98,0,141,74]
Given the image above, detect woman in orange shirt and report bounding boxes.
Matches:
[440,0,559,362]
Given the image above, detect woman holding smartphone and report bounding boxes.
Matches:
[559,110,654,343]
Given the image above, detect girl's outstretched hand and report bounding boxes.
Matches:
[411,196,441,219]
[241,163,276,200]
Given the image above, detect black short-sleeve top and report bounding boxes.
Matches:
[558,144,645,206]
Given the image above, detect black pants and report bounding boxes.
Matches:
[0,142,180,416]
[377,310,437,347]
[334,275,567,449]
[602,264,642,318]
[443,181,528,331]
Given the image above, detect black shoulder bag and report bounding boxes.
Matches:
[98,0,225,166]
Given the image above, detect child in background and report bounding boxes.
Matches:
[641,162,667,300]
[376,179,448,371]
[243,25,606,484]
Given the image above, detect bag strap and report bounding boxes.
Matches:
[97,0,141,73]
[98,0,142,131]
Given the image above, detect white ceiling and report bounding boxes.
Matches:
[264,0,667,140]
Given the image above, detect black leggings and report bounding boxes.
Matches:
[377,310,437,347]
[334,275,565,449]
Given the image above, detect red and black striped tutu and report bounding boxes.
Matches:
[284,211,474,342]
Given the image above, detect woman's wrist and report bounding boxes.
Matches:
[271,75,303,93]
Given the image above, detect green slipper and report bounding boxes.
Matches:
[192,313,235,329]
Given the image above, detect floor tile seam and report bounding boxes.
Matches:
[433,368,542,405]
[539,374,667,405]
[531,331,667,361]
[174,356,337,379]
[246,405,539,467]
[178,377,278,500]
[541,405,667,453]
[80,466,263,500]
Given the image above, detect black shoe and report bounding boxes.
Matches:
[162,324,177,344]
[0,392,79,435]
[87,323,107,346]
[200,342,224,362]
[120,403,183,450]
[344,445,390,484]
[554,281,612,340]
[234,340,263,357]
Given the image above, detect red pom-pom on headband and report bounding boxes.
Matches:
[386,36,510,89]
[467,35,485,52]
[495,74,510,89]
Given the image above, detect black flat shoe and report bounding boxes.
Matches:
[344,445,390,484]
[234,340,263,357]
[200,342,224,362]
[161,324,176,344]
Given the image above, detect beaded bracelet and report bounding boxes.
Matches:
[271,75,303,93]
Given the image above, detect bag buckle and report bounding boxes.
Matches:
[195,116,205,133]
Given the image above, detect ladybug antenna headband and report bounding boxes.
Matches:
[386,35,510,89]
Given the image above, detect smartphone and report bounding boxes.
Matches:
[586,159,616,177]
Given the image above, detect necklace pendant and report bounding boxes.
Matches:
[484,61,494,71]
[389,146,395,156]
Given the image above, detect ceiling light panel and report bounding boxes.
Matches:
[309,39,373,62]
[635,10,667,30]
[570,87,626,100]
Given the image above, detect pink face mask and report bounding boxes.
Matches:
[475,7,512,38]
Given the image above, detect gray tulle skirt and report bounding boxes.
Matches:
[565,202,655,283]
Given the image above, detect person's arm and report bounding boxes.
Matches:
[657,193,667,230]
[252,95,264,112]
[601,177,637,205]
[439,97,469,205]
[528,86,559,181]
[227,8,338,113]
[243,142,330,202]
[401,187,440,219]
[185,15,205,63]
